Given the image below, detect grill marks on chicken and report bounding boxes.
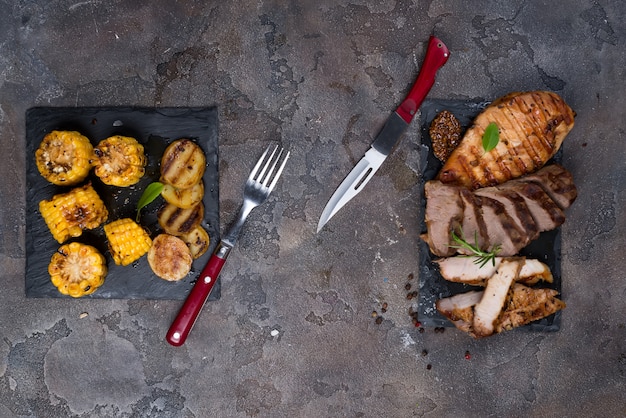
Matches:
[422,164,577,257]
[435,257,565,338]
[437,91,575,190]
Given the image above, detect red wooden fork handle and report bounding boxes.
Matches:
[166,243,230,346]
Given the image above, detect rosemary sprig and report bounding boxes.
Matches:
[449,228,502,268]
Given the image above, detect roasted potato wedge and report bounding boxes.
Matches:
[180,225,210,259]
[161,181,204,209]
[157,202,204,236]
[147,234,192,281]
[160,139,206,189]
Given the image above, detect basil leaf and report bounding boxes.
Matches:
[136,182,164,222]
[482,122,500,152]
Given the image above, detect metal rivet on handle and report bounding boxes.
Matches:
[204,276,212,284]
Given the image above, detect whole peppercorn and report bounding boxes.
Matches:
[375,316,383,325]
[464,351,471,360]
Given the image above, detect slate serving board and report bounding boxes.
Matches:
[416,99,562,331]
[25,107,221,300]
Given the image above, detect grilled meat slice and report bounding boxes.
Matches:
[437,91,575,189]
[437,282,564,337]
[421,180,464,257]
[496,181,565,232]
[435,291,483,333]
[475,194,528,256]
[473,258,522,337]
[518,164,577,210]
[497,283,565,332]
[457,189,489,255]
[474,186,540,243]
[435,256,553,286]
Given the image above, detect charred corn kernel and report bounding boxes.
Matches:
[92,135,147,187]
[48,242,107,297]
[35,130,94,186]
[39,183,109,243]
[104,218,152,266]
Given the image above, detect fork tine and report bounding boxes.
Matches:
[261,148,283,187]
[267,149,290,193]
[248,145,272,181]
[256,145,279,184]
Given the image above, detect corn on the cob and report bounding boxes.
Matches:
[92,135,147,187]
[104,218,152,266]
[48,242,107,297]
[39,183,109,243]
[35,130,94,186]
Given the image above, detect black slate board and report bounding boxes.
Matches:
[25,107,221,300]
[416,99,562,331]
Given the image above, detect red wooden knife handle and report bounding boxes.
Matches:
[396,36,450,124]
[166,243,230,346]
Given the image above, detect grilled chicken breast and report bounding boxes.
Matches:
[437,91,575,189]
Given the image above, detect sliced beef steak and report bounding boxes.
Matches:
[422,180,464,256]
[518,163,577,210]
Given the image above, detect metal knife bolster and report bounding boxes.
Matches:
[371,112,410,156]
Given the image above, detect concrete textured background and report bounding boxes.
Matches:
[1,1,625,417]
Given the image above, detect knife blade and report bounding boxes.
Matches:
[317,36,449,232]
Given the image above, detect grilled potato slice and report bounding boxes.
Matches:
[147,234,192,281]
[160,139,206,189]
[437,91,575,189]
[180,225,210,259]
[161,181,204,209]
[157,201,204,236]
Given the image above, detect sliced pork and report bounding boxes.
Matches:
[473,259,522,337]
[436,282,565,338]
[434,256,553,286]
[496,181,565,232]
[497,283,566,332]
[435,291,483,333]
[517,163,577,210]
[421,164,577,257]
[422,180,464,257]
[474,186,540,242]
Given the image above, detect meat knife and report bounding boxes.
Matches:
[317,36,449,232]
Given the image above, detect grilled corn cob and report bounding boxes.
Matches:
[92,135,147,187]
[104,218,152,266]
[39,183,109,243]
[35,130,94,185]
[48,242,107,297]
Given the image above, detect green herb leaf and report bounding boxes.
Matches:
[482,122,500,152]
[136,182,164,222]
[448,227,501,268]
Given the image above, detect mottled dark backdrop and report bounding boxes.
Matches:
[0,1,624,417]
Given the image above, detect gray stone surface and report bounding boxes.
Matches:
[1,1,625,417]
